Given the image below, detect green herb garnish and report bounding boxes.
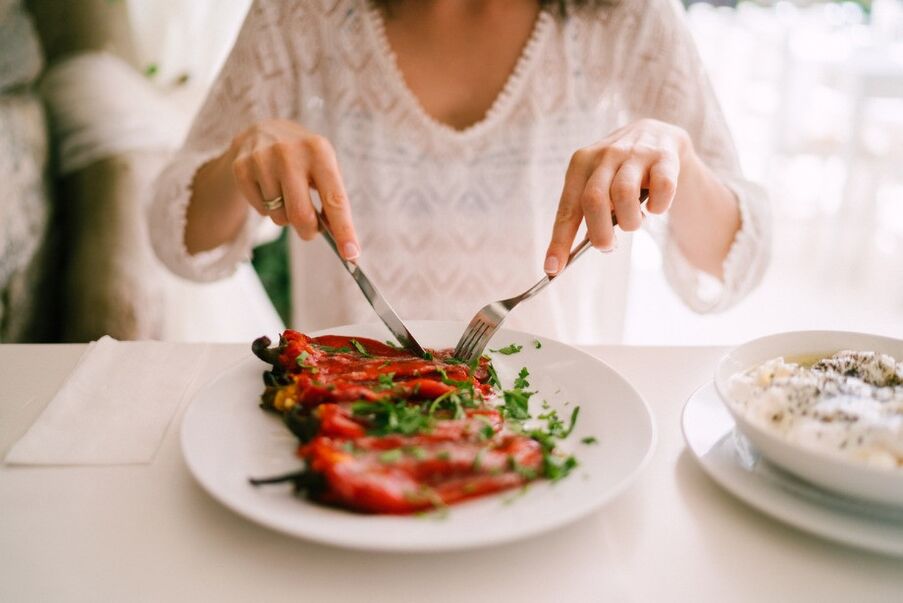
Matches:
[296,351,319,373]
[376,372,396,391]
[514,367,530,389]
[350,339,372,357]
[498,366,533,420]
[406,446,427,460]
[538,406,580,439]
[486,363,502,389]
[501,388,532,420]
[533,339,542,349]
[491,343,523,355]
[581,436,598,445]
[315,344,353,354]
[351,400,432,436]
[379,449,403,464]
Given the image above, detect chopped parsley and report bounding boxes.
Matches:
[486,363,502,389]
[581,436,598,445]
[475,415,496,440]
[315,344,353,354]
[472,449,485,471]
[491,343,523,355]
[514,367,530,389]
[296,351,319,373]
[502,388,533,420]
[508,455,538,481]
[533,339,542,349]
[376,372,396,391]
[351,400,432,436]
[405,446,427,460]
[499,366,533,420]
[378,449,403,464]
[487,363,580,483]
[350,339,372,357]
[538,406,580,439]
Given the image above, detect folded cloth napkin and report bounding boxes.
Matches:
[5,336,208,465]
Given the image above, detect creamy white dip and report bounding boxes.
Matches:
[728,351,903,469]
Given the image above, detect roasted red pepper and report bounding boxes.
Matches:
[251,330,545,514]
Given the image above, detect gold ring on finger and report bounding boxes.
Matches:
[263,195,284,211]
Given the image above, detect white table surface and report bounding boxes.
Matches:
[1,344,901,603]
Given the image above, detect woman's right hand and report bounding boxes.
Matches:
[229,119,360,260]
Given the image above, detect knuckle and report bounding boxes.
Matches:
[580,188,605,213]
[656,176,677,196]
[568,148,594,171]
[554,203,579,224]
[272,140,297,158]
[274,149,298,173]
[321,190,349,211]
[231,159,250,180]
[296,218,319,240]
[250,149,270,169]
[610,180,635,201]
[601,144,628,161]
[634,143,661,159]
[305,134,334,157]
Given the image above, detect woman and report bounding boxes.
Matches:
[149,0,769,343]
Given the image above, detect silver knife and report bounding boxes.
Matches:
[316,211,427,357]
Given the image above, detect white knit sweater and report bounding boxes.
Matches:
[149,0,769,344]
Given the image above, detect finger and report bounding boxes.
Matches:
[251,154,288,226]
[232,159,266,216]
[544,150,595,275]
[609,160,645,231]
[274,151,319,241]
[647,156,680,215]
[581,163,617,251]
[305,137,359,260]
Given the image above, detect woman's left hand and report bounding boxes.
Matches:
[543,118,691,275]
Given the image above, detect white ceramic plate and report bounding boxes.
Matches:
[713,331,903,508]
[181,320,656,552]
[682,382,903,557]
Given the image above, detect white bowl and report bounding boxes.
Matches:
[714,330,903,508]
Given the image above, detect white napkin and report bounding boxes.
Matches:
[5,336,208,465]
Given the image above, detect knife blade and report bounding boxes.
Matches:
[315,211,427,357]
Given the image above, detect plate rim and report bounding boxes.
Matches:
[180,320,657,552]
[681,381,903,558]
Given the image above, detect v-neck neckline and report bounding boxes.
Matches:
[363,1,553,142]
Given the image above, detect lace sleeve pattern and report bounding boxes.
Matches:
[148,0,299,282]
[613,0,771,312]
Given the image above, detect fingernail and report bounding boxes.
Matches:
[342,242,359,260]
[600,234,619,253]
[544,256,560,274]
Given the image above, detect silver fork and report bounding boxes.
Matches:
[453,191,648,363]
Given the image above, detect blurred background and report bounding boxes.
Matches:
[1,0,902,344]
